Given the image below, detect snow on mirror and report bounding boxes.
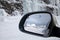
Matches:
[24,13,51,36]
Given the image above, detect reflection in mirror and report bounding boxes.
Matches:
[24,13,51,36]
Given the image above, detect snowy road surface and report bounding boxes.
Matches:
[0,16,60,40]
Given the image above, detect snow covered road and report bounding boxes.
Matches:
[0,16,60,40]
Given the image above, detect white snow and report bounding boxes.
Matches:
[55,16,60,28]
[12,10,21,16]
[0,9,9,16]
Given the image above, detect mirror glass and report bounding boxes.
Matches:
[24,13,51,36]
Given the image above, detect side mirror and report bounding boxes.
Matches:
[19,11,54,37]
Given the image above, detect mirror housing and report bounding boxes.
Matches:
[19,11,55,37]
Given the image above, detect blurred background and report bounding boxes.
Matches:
[0,0,60,16]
